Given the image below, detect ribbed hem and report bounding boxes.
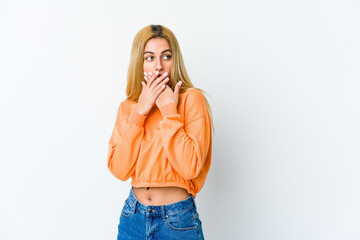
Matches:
[127,108,147,127]
[159,102,178,117]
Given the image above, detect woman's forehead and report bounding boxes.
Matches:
[144,38,170,53]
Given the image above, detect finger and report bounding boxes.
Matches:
[147,71,155,86]
[153,77,168,94]
[146,71,153,84]
[150,76,168,92]
[155,83,166,96]
[174,81,182,96]
[151,77,169,95]
[148,71,160,87]
[144,72,148,83]
[150,72,168,90]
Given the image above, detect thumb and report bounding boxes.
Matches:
[174,81,182,97]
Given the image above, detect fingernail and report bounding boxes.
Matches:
[164,72,168,76]
[179,81,182,85]
[149,72,152,76]
[155,71,159,75]
[144,72,147,76]
[144,76,148,80]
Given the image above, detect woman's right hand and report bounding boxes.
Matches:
[133,71,170,116]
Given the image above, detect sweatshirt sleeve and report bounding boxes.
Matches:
[158,90,211,180]
[107,100,147,181]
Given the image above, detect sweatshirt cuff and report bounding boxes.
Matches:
[159,102,178,117]
[127,108,147,127]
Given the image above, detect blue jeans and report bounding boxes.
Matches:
[117,186,205,240]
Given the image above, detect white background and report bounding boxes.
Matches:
[1,0,359,239]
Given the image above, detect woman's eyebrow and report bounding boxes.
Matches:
[144,49,172,55]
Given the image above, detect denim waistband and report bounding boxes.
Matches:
[125,186,197,218]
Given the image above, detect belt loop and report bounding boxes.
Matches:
[130,186,137,214]
[161,206,166,220]
[133,199,137,214]
[192,195,197,211]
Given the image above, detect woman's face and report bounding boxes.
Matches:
[143,38,172,79]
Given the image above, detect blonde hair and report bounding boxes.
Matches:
[125,24,214,135]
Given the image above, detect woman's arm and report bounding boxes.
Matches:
[158,90,211,180]
[107,101,147,181]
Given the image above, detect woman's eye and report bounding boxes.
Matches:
[144,55,171,61]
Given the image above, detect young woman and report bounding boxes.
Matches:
[107,24,214,240]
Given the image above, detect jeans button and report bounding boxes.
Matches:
[148,209,152,213]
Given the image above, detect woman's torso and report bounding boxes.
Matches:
[132,186,191,206]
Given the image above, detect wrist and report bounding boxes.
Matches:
[134,104,147,116]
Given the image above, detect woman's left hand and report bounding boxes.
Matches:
[155,81,182,109]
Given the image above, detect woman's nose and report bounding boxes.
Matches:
[155,58,163,71]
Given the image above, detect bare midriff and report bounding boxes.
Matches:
[132,186,191,206]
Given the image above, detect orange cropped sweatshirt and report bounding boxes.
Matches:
[107,88,212,198]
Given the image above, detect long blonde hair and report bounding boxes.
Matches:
[125,24,214,135]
